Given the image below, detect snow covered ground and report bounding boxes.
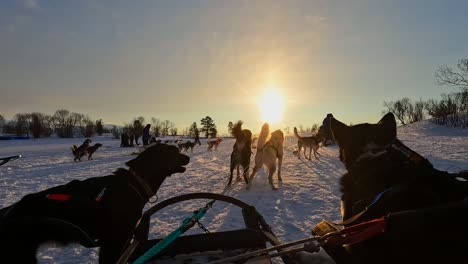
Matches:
[0,120,467,264]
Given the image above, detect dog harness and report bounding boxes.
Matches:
[261,141,280,157]
[129,169,156,202]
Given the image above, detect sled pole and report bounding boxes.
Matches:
[207,217,387,264]
[205,234,329,264]
[0,155,22,167]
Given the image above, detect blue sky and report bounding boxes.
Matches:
[1,0,467,134]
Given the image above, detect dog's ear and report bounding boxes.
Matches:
[330,117,350,147]
[378,112,397,140]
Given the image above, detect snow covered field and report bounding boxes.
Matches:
[0,120,467,264]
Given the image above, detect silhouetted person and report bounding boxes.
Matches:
[120,133,130,147]
[142,124,151,146]
[194,128,201,145]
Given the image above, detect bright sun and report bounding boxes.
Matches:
[258,88,285,123]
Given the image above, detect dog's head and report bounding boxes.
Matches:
[94,143,103,148]
[84,139,92,145]
[126,143,190,177]
[331,112,396,170]
[270,129,284,148]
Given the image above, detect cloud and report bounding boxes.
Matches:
[22,0,41,11]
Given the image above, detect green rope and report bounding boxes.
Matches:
[133,207,208,264]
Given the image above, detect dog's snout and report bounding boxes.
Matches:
[178,154,190,165]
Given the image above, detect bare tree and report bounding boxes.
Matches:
[96,119,104,136]
[383,98,413,125]
[161,120,174,137]
[435,58,468,89]
[14,113,30,136]
[151,117,162,137]
[30,112,53,138]
[3,121,16,134]
[170,127,178,136]
[52,109,70,137]
[0,115,5,134]
[52,109,84,138]
[76,115,94,137]
[409,99,426,123]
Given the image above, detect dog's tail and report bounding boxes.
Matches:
[293,127,302,139]
[256,123,270,150]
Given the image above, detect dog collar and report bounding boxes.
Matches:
[129,169,155,201]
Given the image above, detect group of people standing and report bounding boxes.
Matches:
[142,124,201,146]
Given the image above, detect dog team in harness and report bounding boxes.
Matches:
[1,112,468,264]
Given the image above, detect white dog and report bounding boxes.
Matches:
[247,123,284,190]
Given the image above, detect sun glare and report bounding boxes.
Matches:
[258,88,285,123]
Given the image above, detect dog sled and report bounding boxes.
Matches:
[117,192,300,264]
[0,155,21,167]
[117,175,468,264]
[115,192,396,264]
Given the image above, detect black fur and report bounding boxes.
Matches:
[229,121,252,186]
[0,144,189,264]
[178,140,196,153]
[328,113,468,264]
[71,139,92,162]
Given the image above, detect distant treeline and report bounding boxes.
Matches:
[0,109,106,138]
[0,110,221,139]
[383,58,468,128]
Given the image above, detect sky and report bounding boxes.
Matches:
[1,0,468,134]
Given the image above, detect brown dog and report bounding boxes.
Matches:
[229,121,252,186]
[293,127,324,160]
[86,143,103,160]
[71,139,92,162]
[247,123,284,190]
[207,138,223,151]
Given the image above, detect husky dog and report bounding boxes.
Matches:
[228,121,252,186]
[293,127,324,160]
[71,139,92,162]
[86,143,103,160]
[207,138,223,151]
[178,140,197,153]
[325,112,468,264]
[247,123,284,190]
[0,144,189,264]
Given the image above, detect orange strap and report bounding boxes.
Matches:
[324,217,387,247]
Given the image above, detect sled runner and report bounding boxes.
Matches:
[117,193,296,264]
[0,155,21,167]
